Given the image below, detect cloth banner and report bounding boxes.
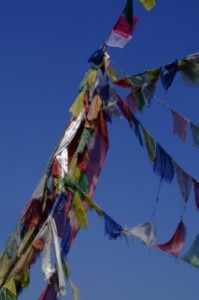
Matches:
[127,221,156,245]
[171,109,189,141]
[173,162,192,203]
[153,144,174,182]
[155,221,186,256]
[182,234,199,268]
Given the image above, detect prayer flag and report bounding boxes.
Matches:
[160,61,179,90]
[178,53,199,85]
[192,179,199,210]
[104,212,123,240]
[155,221,186,256]
[139,0,156,11]
[190,122,199,147]
[171,109,189,141]
[106,16,138,48]
[153,144,174,182]
[173,162,192,203]
[141,126,156,161]
[182,234,199,268]
[125,92,138,113]
[128,221,156,246]
[38,283,57,300]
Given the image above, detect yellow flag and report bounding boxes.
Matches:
[14,266,30,288]
[0,252,10,282]
[108,66,118,82]
[69,89,86,117]
[3,277,17,297]
[72,192,88,228]
[139,0,156,11]
[86,68,97,87]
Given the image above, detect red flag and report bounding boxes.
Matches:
[155,221,186,257]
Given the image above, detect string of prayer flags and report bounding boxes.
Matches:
[155,220,186,257]
[139,0,156,11]
[120,103,199,215]
[173,162,192,203]
[182,234,199,268]
[111,53,199,109]
[0,34,199,300]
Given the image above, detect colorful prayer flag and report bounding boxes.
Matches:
[106,16,138,48]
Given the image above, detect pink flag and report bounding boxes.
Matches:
[125,92,138,113]
[155,220,186,257]
[171,109,189,141]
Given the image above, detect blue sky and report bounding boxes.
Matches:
[0,0,199,299]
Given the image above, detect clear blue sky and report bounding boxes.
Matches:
[0,1,199,299]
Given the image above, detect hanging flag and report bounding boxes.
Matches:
[142,68,160,103]
[139,0,156,11]
[38,282,57,300]
[155,220,186,256]
[2,277,17,299]
[132,115,144,146]
[190,122,199,147]
[153,143,174,182]
[142,79,156,104]
[116,94,133,125]
[125,92,138,114]
[192,179,199,211]
[173,162,192,203]
[106,14,138,48]
[141,126,156,161]
[171,109,189,141]
[0,288,16,300]
[160,61,179,90]
[127,221,156,246]
[123,0,133,25]
[114,77,132,88]
[88,46,107,67]
[178,53,199,85]
[85,110,109,197]
[103,212,123,240]
[182,234,199,268]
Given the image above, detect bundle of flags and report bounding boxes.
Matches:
[2,0,199,298]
